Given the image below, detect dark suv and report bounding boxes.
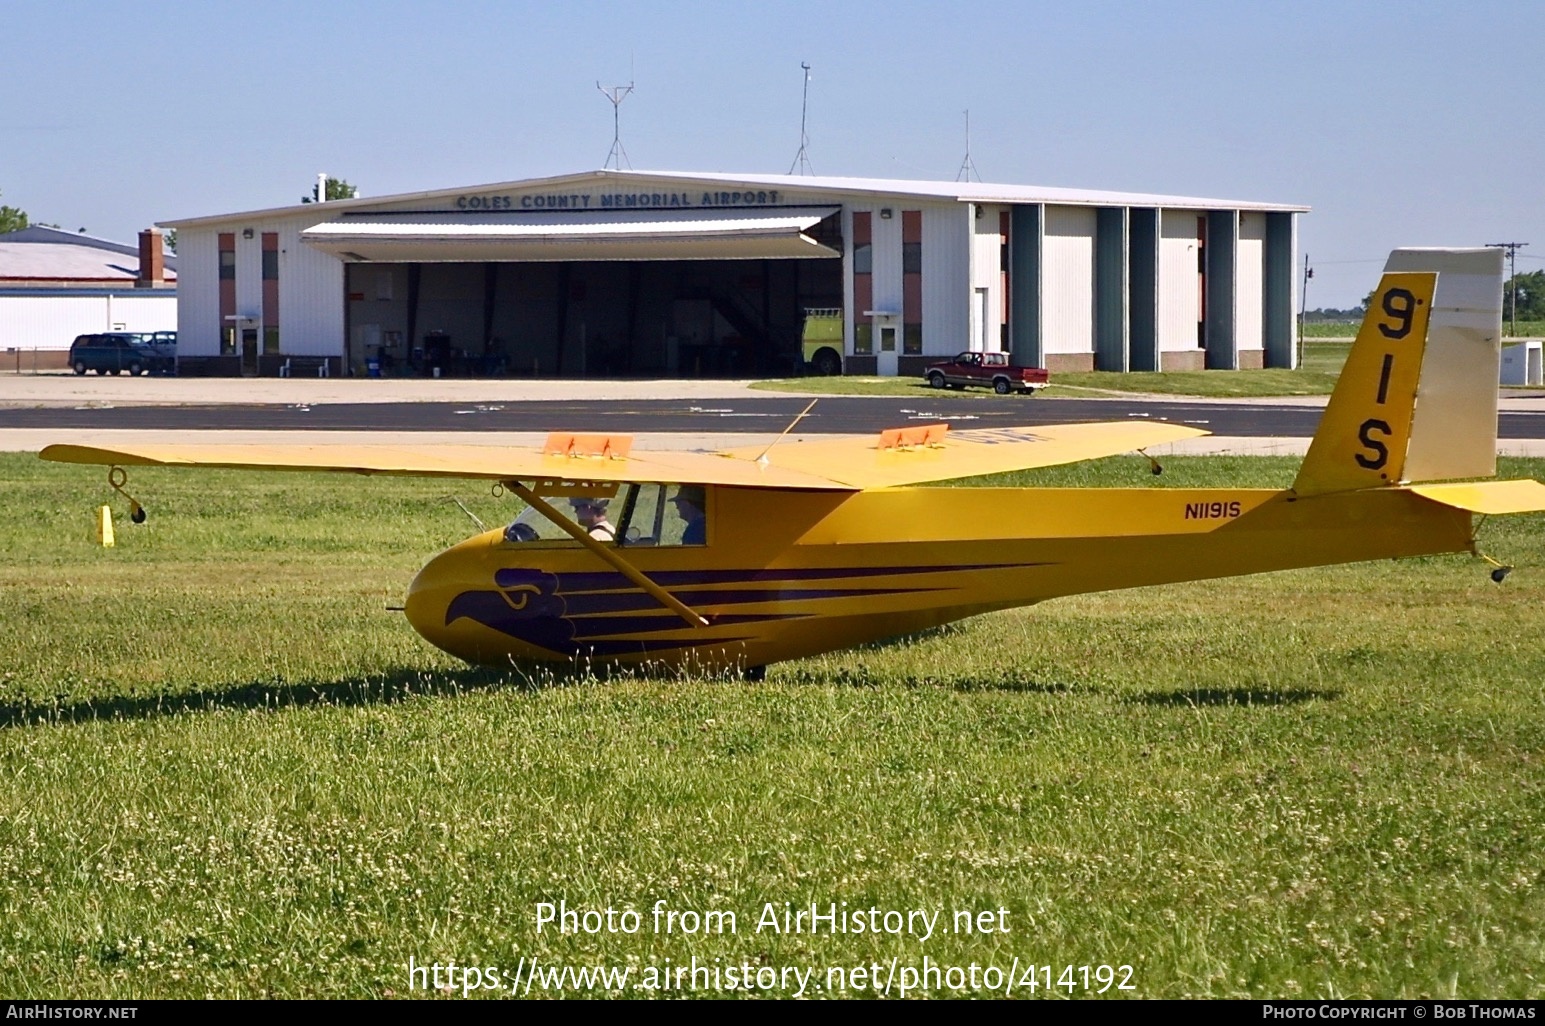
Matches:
[68,333,177,376]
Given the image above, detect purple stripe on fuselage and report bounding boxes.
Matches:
[571,612,809,640]
[492,563,1040,593]
[559,586,942,615]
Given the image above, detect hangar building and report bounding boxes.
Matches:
[162,170,1306,378]
[1,226,176,370]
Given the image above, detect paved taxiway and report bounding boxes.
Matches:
[3,374,1543,457]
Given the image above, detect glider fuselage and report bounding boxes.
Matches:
[405,483,1473,672]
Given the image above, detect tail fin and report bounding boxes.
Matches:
[1294,248,1505,496]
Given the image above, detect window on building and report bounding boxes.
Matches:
[853,323,873,355]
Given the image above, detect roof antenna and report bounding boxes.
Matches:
[788,62,814,176]
[597,79,635,170]
[955,109,981,183]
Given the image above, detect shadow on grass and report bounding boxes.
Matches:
[1127,686,1341,707]
[0,664,586,729]
[844,622,969,652]
[947,675,1081,695]
[775,665,1081,695]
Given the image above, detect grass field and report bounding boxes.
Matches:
[755,341,1351,398]
[757,327,1545,399]
[1301,320,1545,339]
[2,453,1543,999]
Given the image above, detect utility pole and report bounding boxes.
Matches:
[597,80,635,170]
[1298,253,1312,369]
[789,62,813,176]
[1486,241,1528,336]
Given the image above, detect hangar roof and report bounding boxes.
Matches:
[0,225,177,283]
[160,169,1308,229]
[641,170,1311,213]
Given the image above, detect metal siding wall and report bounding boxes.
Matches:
[279,218,345,356]
[1009,204,1042,366]
[0,294,176,349]
[1264,212,1295,368]
[867,205,903,319]
[1158,210,1200,352]
[235,228,263,337]
[191,217,347,359]
[1204,210,1237,369]
[1094,207,1128,371]
[176,229,221,356]
[1235,212,1265,356]
[107,294,179,332]
[971,205,1006,351]
[1127,208,1159,371]
[1041,205,1095,356]
[842,207,856,355]
[922,203,967,356]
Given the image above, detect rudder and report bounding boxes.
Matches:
[1294,247,1506,495]
[1293,270,1437,495]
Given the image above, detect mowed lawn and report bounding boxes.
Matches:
[753,339,1354,398]
[1,453,1543,999]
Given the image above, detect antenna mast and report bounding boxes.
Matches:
[955,109,981,183]
[788,62,813,175]
[597,80,635,170]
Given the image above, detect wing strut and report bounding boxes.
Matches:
[508,482,710,629]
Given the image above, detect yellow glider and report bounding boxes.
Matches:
[39,248,1545,677]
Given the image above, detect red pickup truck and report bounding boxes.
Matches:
[923,352,1049,395]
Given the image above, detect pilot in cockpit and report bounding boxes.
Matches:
[570,497,615,542]
[502,495,617,543]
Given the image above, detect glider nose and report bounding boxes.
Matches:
[405,531,500,660]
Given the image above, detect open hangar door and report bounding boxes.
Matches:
[316,209,842,378]
[344,257,842,378]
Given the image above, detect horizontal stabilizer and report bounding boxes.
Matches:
[1407,479,1545,515]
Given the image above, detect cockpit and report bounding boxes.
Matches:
[503,482,707,547]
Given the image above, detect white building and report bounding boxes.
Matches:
[0,226,176,368]
[162,170,1305,378]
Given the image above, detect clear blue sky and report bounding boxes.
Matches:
[4,0,1540,307]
